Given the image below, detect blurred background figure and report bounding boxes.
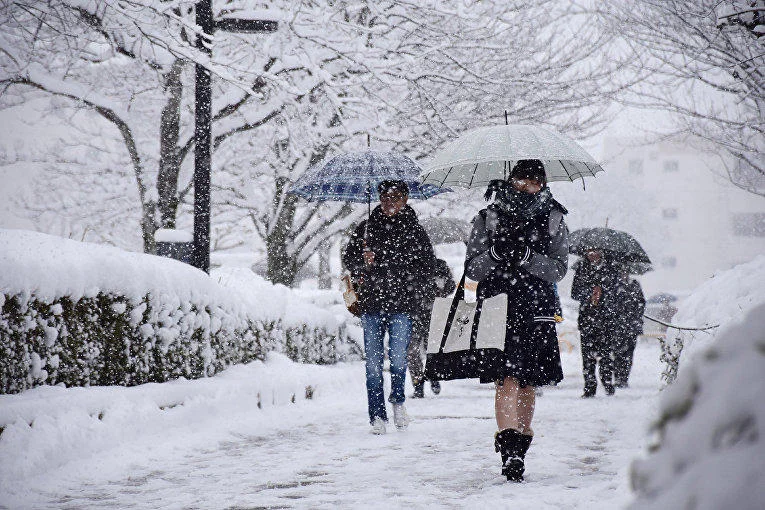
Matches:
[613,267,646,388]
[571,249,620,397]
[408,258,456,398]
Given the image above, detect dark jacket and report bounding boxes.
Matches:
[342,205,436,315]
[571,258,621,334]
[615,277,645,338]
[466,202,569,322]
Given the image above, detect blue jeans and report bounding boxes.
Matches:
[361,312,412,424]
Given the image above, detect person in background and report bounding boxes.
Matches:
[571,249,620,397]
[342,180,436,434]
[613,270,645,388]
[464,159,569,482]
[408,258,456,398]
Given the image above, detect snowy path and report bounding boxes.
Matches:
[2,342,663,509]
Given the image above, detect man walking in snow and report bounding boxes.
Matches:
[342,180,436,434]
[572,249,621,397]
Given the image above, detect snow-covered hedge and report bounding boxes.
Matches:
[0,230,361,395]
[630,259,765,509]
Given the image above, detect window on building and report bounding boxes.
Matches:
[663,160,679,172]
[661,256,677,268]
[628,159,644,175]
[662,208,678,219]
[732,212,765,237]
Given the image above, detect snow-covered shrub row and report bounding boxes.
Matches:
[0,230,360,394]
[630,260,765,509]
[212,267,363,364]
[0,290,263,393]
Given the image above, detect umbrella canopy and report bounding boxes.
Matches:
[619,260,654,275]
[420,124,603,189]
[289,150,447,202]
[647,292,678,304]
[569,227,651,264]
[420,217,472,245]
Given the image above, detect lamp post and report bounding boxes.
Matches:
[193,0,278,273]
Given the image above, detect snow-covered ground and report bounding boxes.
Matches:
[0,339,664,509]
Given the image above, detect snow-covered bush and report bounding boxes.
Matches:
[658,256,765,384]
[630,259,765,509]
[0,230,361,394]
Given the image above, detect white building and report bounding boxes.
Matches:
[600,136,764,297]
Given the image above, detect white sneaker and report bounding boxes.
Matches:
[392,403,409,430]
[370,417,386,435]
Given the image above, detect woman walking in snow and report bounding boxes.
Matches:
[464,159,569,481]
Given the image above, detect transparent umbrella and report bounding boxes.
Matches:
[420,217,472,245]
[420,124,603,189]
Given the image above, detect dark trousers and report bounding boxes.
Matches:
[614,335,638,385]
[407,313,430,386]
[581,330,615,393]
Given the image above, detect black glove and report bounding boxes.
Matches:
[490,237,531,265]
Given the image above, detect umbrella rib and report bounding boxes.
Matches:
[468,163,477,188]
[441,166,454,188]
[560,160,573,182]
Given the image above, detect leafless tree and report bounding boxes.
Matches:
[1,0,633,286]
[600,0,765,196]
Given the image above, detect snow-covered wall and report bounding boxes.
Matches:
[0,229,361,394]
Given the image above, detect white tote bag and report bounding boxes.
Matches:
[425,273,508,381]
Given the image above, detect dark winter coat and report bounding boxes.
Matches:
[342,205,436,315]
[614,278,645,339]
[571,258,621,336]
[420,258,456,310]
[464,197,569,387]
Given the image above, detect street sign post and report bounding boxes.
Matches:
[193,1,278,273]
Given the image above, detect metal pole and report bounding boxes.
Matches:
[194,0,214,273]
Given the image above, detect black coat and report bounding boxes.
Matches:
[614,278,645,338]
[411,258,457,322]
[571,258,621,334]
[342,205,436,315]
[470,203,567,387]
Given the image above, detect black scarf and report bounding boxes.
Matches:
[484,179,555,220]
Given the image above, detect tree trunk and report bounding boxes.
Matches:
[156,59,185,229]
[140,200,158,254]
[317,241,332,289]
[266,177,300,286]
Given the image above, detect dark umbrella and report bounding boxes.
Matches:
[618,260,653,275]
[569,227,651,264]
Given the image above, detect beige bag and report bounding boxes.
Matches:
[426,292,507,354]
[425,272,508,381]
[341,274,361,316]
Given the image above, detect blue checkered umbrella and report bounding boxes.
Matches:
[289,150,448,204]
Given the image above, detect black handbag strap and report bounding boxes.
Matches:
[437,271,467,354]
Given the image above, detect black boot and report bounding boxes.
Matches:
[412,381,425,399]
[494,429,533,482]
